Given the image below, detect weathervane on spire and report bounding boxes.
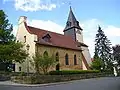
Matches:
[69,0,72,7]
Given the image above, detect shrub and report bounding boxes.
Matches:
[49,70,100,75]
[32,53,57,74]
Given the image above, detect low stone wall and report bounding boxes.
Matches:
[11,73,114,84]
[0,75,11,81]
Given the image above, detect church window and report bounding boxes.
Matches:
[19,66,21,71]
[65,54,69,65]
[76,29,81,34]
[44,37,49,42]
[24,36,26,43]
[56,52,60,71]
[42,34,51,42]
[74,55,77,65]
[56,52,59,61]
[43,51,48,57]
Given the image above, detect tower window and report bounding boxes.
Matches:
[24,36,26,42]
[65,54,69,65]
[76,29,81,34]
[74,55,77,65]
[67,21,71,26]
[76,21,79,26]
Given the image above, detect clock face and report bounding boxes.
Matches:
[76,29,81,34]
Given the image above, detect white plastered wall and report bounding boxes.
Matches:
[82,61,87,70]
[75,28,91,67]
[81,46,92,66]
[75,28,83,43]
[15,16,37,72]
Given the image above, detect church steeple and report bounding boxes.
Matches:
[63,6,82,32]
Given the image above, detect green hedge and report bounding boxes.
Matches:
[11,72,114,84]
[49,70,100,75]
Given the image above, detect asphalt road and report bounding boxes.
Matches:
[0,77,120,90]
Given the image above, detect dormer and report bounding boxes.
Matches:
[42,33,51,42]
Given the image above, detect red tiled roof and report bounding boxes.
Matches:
[24,22,81,51]
[77,42,88,47]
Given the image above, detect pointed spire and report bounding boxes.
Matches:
[64,6,82,32]
[70,6,72,10]
[67,6,77,23]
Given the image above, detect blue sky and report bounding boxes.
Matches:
[1,0,120,57]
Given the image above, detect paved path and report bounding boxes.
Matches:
[0,77,120,90]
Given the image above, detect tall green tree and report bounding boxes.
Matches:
[0,10,28,71]
[0,10,14,44]
[94,26,113,70]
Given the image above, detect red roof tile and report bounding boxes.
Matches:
[24,22,81,51]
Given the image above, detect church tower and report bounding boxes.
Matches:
[64,7,92,67]
[63,6,83,43]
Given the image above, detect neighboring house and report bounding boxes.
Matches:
[15,7,91,72]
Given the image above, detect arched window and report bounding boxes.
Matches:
[24,36,26,43]
[19,66,21,71]
[67,21,71,26]
[56,52,59,71]
[43,51,48,57]
[74,55,77,65]
[56,52,59,61]
[65,54,69,65]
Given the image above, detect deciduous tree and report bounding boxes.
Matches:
[32,53,57,74]
[0,10,28,71]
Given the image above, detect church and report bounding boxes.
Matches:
[15,7,91,72]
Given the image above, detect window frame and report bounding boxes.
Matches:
[65,53,69,65]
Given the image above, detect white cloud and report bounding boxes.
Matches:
[15,0,57,11]
[27,19,64,34]
[105,26,120,37]
[4,0,57,11]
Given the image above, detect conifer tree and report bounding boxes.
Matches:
[94,26,113,70]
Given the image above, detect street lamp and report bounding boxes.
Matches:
[101,67,103,72]
[26,44,30,76]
